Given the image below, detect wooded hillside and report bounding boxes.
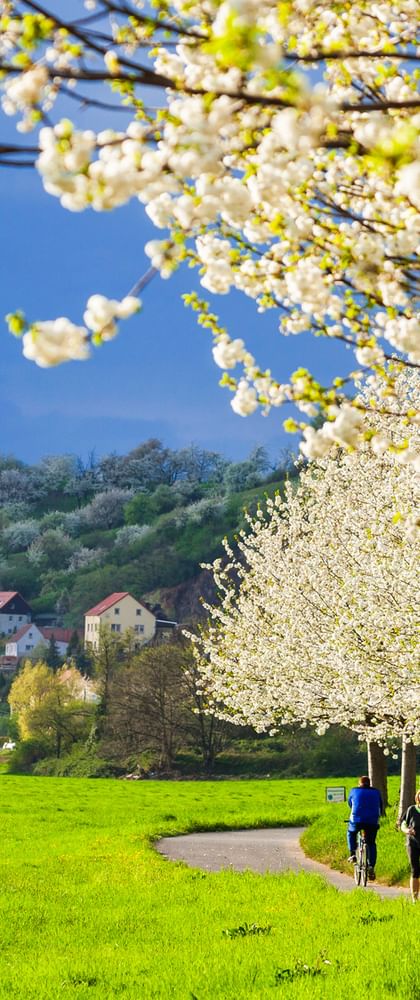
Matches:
[0,441,296,627]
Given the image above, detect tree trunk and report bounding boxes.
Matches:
[397,740,417,826]
[367,741,388,812]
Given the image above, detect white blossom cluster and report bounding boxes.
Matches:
[300,404,366,458]
[36,120,153,212]
[2,64,50,131]
[1,0,420,445]
[191,373,420,745]
[22,317,90,368]
[21,295,140,367]
[302,367,420,468]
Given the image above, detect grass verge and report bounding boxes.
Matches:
[0,775,418,999]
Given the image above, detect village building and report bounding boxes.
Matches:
[84,592,156,650]
[59,667,100,704]
[5,624,78,660]
[0,592,32,636]
[0,655,19,676]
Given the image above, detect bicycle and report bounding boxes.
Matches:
[353,829,369,887]
[344,821,370,887]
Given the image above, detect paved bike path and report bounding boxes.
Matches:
[156,827,410,898]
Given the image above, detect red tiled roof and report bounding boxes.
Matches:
[6,622,35,642]
[0,591,31,613]
[0,591,19,609]
[84,592,131,617]
[7,625,80,646]
[40,628,79,644]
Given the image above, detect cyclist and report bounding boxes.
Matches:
[347,775,383,880]
[400,788,420,903]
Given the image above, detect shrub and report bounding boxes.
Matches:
[173,497,225,529]
[151,484,178,515]
[27,528,75,569]
[81,489,133,529]
[39,511,67,532]
[33,744,125,778]
[0,715,9,737]
[63,510,84,536]
[0,557,41,598]
[174,521,226,565]
[114,524,151,548]
[2,520,40,553]
[67,547,104,573]
[7,738,52,774]
[223,461,263,493]
[124,492,156,525]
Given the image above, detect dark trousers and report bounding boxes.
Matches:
[347,824,378,867]
[406,840,420,878]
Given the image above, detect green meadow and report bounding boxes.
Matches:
[0,775,418,1000]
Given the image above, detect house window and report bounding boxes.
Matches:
[114,608,120,615]
[25,644,31,650]
[29,632,33,638]
[111,624,121,632]
[136,609,142,616]
[18,616,22,621]
[135,625,144,634]
[9,615,12,621]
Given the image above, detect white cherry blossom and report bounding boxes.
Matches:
[13,295,141,367]
[212,336,246,369]
[192,373,420,744]
[3,64,48,114]
[22,318,90,368]
[1,0,420,451]
[231,380,259,415]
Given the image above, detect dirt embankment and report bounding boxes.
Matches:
[146,569,216,626]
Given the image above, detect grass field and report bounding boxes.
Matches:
[0,775,418,1000]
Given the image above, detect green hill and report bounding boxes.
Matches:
[0,443,296,629]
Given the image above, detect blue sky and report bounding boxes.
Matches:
[1,6,349,465]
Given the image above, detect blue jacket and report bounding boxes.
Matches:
[348,787,382,828]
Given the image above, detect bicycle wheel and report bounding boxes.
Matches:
[354,850,362,886]
[361,841,369,887]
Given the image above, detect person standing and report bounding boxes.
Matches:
[347,775,383,880]
[400,789,420,903]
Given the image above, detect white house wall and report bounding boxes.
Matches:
[5,625,43,657]
[0,612,31,636]
[6,629,69,658]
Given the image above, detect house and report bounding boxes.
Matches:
[59,668,100,704]
[84,592,156,650]
[0,655,19,676]
[5,623,46,658]
[0,592,32,636]
[5,624,78,660]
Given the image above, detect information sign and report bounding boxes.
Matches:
[325,786,346,803]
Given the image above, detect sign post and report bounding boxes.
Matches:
[325,786,346,803]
